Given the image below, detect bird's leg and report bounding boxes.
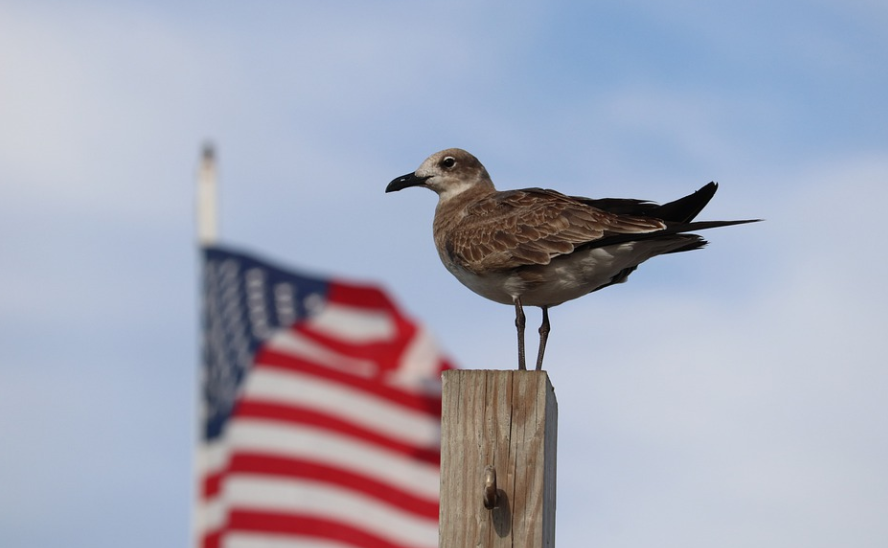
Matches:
[514,298,526,370]
[535,306,550,371]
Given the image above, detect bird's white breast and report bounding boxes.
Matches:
[442,243,636,306]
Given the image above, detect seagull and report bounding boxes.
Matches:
[386,148,759,371]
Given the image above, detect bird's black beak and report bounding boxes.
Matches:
[386,173,430,193]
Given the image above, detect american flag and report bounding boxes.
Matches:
[196,246,452,548]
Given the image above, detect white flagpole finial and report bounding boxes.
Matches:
[197,142,219,245]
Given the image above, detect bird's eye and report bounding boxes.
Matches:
[441,156,456,168]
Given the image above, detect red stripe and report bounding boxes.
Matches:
[228,510,434,548]
[254,350,442,417]
[204,472,221,498]
[201,530,220,548]
[227,452,439,518]
[234,401,441,464]
[326,281,401,312]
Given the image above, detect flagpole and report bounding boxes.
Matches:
[197,143,219,245]
[194,142,217,548]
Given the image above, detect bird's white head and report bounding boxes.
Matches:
[386,148,495,201]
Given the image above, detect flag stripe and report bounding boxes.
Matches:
[301,302,397,343]
[203,530,221,548]
[296,320,414,364]
[241,367,442,448]
[223,533,356,548]
[255,346,442,416]
[222,475,438,544]
[198,248,450,548]
[232,401,441,464]
[325,282,400,311]
[228,511,434,548]
[203,454,439,519]
[222,420,440,498]
[221,453,439,518]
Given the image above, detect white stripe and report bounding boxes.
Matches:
[308,302,396,342]
[227,419,440,498]
[224,476,438,547]
[200,439,230,472]
[200,497,226,532]
[243,367,441,448]
[265,329,378,377]
[391,325,446,383]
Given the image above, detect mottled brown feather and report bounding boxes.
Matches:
[443,187,666,272]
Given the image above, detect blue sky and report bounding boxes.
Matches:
[1,1,887,547]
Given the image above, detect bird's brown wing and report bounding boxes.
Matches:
[446,188,666,272]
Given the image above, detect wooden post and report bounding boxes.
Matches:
[439,370,558,547]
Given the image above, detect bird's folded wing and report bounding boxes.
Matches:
[448,188,666,271]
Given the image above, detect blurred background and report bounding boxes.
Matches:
[1,1,886,547]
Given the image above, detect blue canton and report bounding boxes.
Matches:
[201,246,329,440]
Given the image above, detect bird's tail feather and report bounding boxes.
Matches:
[581,218,761,251]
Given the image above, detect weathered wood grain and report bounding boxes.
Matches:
[439,370,558,547]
